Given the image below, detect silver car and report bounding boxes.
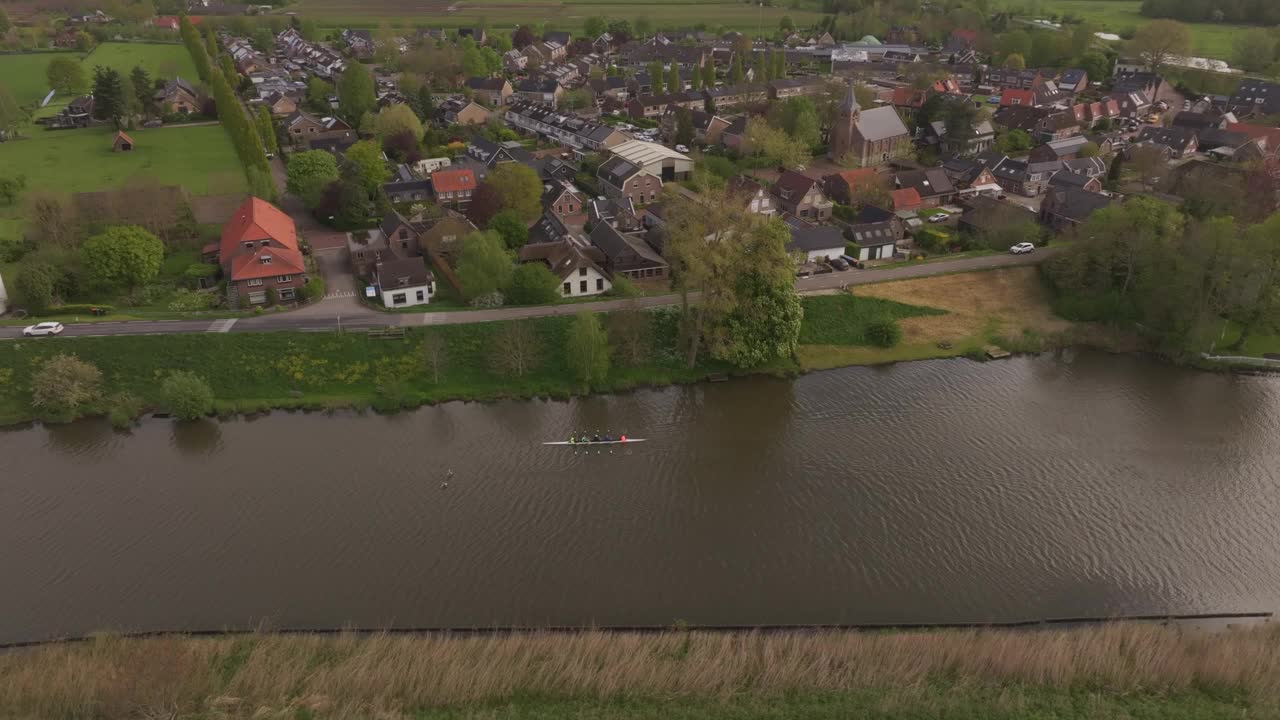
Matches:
[23,322,65,337]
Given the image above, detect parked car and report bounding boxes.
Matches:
[928,212,949,223]
[23,322,65,337]
[1010,242,1035,254]
[829,257,849,271]
[840,254,859,266]
[675,144,689,153]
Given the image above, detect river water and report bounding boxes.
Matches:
[2,351,1279,643]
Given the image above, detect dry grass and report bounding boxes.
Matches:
[2,624,1280,718]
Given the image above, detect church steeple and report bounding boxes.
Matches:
[839,82,861,116]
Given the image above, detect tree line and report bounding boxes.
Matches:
[1141,0,1280,26]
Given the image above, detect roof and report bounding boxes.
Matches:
[431,168,476,194]
[375,256,433,289]
[788,225,845,253]
[599,156,645,186]
[589,223,666,267]
[1045,186,1113,221]
[609,139,693,167]
[895,168,954,198]
[113,130,134,145]
[855,105,909,142]
[1226,122,1280,151]
[221,197,298,259]
[517,239,607,280]
[465,76,509,91]
[774,169,819,198]
[890,187,922,211]
[1000,88,1035,106]
[1049,171,1094,189]
[825,168,880,188]
[1135,125,1198,149]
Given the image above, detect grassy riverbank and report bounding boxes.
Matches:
[0,268,1098,426]
[2,624,1277,718]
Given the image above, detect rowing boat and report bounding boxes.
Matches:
[542,439,647,446]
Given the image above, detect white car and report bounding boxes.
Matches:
[928,213,949,223]
[675,144,689,153]
[1010,242,1035,255]
[23,322,65,337]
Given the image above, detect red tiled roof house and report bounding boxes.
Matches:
[220,197,308,307]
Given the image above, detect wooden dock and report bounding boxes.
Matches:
[984,346,1011,360]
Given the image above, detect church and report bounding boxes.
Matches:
[828,84,912,167]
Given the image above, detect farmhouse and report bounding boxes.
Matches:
[154,77,200,115]
[518,240,612,297]
[373,257,434,308]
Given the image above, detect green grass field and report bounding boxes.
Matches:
[0,42,197,107]
[1029,0,1252,60]
[0,125,245,221]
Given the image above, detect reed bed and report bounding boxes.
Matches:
[1,624,1278,718]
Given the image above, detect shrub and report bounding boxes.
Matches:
[31,355,103,421]
[0,235,28,263]
[15,262,57,314]
[106,392,144,429]
[506,263,562,305]
[865,318,903,348]
[45,303,114,316]
[303,275,326,302]
[182,263,219,287]
[160,371,216,420]
[167,289,217,312]
[608,275,639,298]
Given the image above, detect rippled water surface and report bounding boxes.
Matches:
[2,351,1279,643]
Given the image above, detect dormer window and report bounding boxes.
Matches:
[260,256,272,265]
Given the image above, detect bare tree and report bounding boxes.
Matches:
[607,303,652,367]
[1127,145,1167,189]
[488,321,541,377]
[421,333,448,384]
[26,192,78,250]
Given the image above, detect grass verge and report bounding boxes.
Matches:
[0,624,1276,718]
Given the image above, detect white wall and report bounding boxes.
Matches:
[855,243,896,261]
[803,246,845,263]
[0,272,6,314]
[560,266,612,297]
[414,157,452,174]
[380,282,434,308]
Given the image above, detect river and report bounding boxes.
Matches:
[2,351,1278,644]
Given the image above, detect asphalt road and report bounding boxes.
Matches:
[0,250,1052,340]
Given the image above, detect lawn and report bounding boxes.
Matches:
[0,124,246,224]
[0,42,197,109]
[0,51,78,106]
[1026,0,1252,60]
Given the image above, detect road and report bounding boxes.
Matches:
[0,250,1051,340]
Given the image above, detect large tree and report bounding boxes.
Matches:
[344,139,390,196]
[46,56,89,95]
[1233,29,1277,74]
[91,65,126,126]
[31,355,102,420]
[506,262,561,305]
[743,118,810,169]
[286,150,340,207]
[456,230,514,300]
[129,65,153,114]
[485,163,543,223]
[0,83,27,139]
[81,225,165,291]
[1128,19,1192,73]
[566,311,610,385]
[488,209,529,250]
[337,65,377,123]
[255,106,279,155]
[373,103,424,143]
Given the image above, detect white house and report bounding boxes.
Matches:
[786,224,846,263]
[413,157,452,175]
[373,257,434,308]
[517,239,613,298]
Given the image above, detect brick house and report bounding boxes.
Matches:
[154,77,200,114]
[219,197,307,306]
[772,169,833,222]
[465,76,513,107]
[431,168,477,207]
[598,156,662,205]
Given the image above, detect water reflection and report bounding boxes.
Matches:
[170,419,223,456]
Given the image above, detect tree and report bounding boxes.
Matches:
[560,88,592,110]
[1227,213,1280,350]
[1129,19,1192,73]
[407,83,435,123]
[689,63,703,91]
[488,209,529,249]
[0,8,10,35]
[384,129,424,163]
[286,150,340,207]
[1078,141,1100,158]
[996,30,1031,62]
[753,51,767,83]
[465,183,503,227]
[205,28,219,59]
[507,263,562,304]
[373,103,424,143]
[607,305,651,366]
[584,16,607,38]
[647,60,665,95]
[306,77,332,113]
[488,321,541,376]
[1128,144,1167,188]
[129,65,152,114]
[1107,152,1124,188]
[91,65,126,126]
[316,179,368,227]
[675,107,694,147]
[607,19,633,44]
[729,54,745,84]
[486,163,543,223]
[1003,53,1026,70]
[1077,52,1111,84]
[566,311,610,385]
[421,333,448,383]
[15,261,56,314]
[0,174,25,205]
[512,25,535,49]
[1234,29,1277,73]
[743,117,810,168]
[634,16,652,39]
[255,105,278,155]
[0,83,27,139]
[701,60,716,89]
[721,263,804,366]
[337,65,377,123]
[46,56,89,95]
[456,230,514,299]
[667,62,681,93]
[81,225,164,291]
[779,15,795,32]
[345,139,390,196]
[25,192,76,250]
[462,46,487,77]
[160,371,215,420]
[31,355,102,420]
[995,128,1032,155]
[772,50,785,82]
[769,97,821,148]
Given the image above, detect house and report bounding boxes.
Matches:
[285,111,353,144]
[592,33,614,54]
[1135,126,1198,158]
[465,77,513,107]
[416,211,477,260]
[1062,156,1107,180]
[154,77,200,114]
[219,197,307,306]
[1048,170,1101,193]
[1226,122,1280,153]
[988,157,1061,197]
[772,170,834,222]
[589,222,668,280]
[466,137,533,167]
[828,84,912,166]
[543,30,572,46]
[542,180,587,225]
[374,256,434,308]
[598,156,662,204]
[586,76,629,104]
[959,195,1037,237]
[1057,68,1089,94]
[503,49,529,72]
[1028,136,1090,163]
[926,119,995,155]
[503,101,630,152]
[1034,111,1083,143]
[720,115,749,151]
[514,78,564,106]
[1229,78,1280,117]
[768,77,828,100]
[56,95,95,127]
[431,168,477,207]
[111,130,134,152]
[348,226,397,279]
[341,28,374,56]
[607,140,693,181]
[413,157,452,175]
[843,205,901,261]
[660,108,730,145]
[260,92,297,116]
[518,240,612,297]
[1040,186,1113,231]
[822,168,883,205]
[727,176,776,214]
[1170,110,1226,132]
[894,168,956,207]
[999,88,1036,107]
[704,83,769,109]
[440,98,489,125]
[940,156,1002,197]
[787,224,846,263]
[383,164,433,203]
[889,187,923,212]
[457,27,487,44]
[1107,90,1151,119]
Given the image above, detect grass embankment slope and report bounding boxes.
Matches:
[3,624,1279,718]
[1017,0,1246,60]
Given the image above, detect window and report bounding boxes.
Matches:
[563,282,571,295]
[392,292,407,305]
[399,228,409,239]
[248,291,267,304]
[416,290,425,301]
[242,241,254,249]
[279,288,296,300]
[260,256,272,265]
[579,280,587,293]
[596,278,604,291]
[578,267,587,277]
[247,278,264,287]
[277,275,292,283]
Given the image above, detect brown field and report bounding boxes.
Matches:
[1,623,1278,718]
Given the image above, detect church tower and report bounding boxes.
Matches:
[829,82,861,161]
